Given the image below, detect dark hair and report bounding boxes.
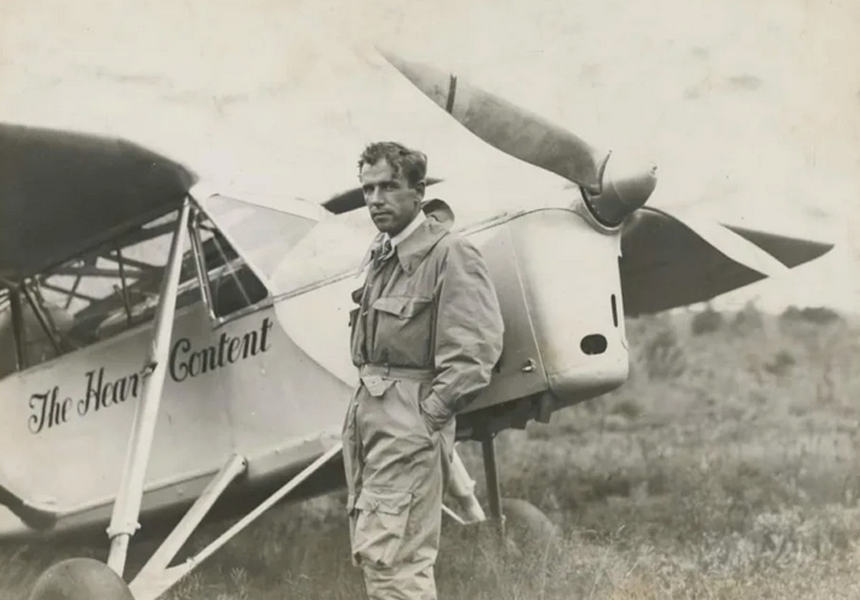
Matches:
[358,142,427,187]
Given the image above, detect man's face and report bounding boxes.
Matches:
[360,159,424,235]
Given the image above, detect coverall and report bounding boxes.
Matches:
[342,200,504,600]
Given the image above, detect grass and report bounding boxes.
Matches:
[3,306,860,599]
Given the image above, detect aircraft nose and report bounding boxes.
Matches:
[580,156,658,228]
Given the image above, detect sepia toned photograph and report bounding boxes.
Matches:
[1,0,858,598]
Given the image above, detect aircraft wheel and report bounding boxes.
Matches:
[442,497,559,559]
[496,498,560,557]
[28,558,134,600]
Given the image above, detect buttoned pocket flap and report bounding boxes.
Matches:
[352,489,413,567]
[372,296,432,319]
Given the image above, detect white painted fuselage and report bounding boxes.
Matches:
[0,203,630,540]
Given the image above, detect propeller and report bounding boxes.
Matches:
[379,48,797,279]
[378,49,609,194]
[323,177,444,214]
[377,48,658,229]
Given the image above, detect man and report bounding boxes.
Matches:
[342,141,504,600]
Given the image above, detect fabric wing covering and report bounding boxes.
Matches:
[0,123,195,284]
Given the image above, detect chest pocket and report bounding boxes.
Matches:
[372,295,435,368]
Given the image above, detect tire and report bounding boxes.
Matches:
[28,558,134,600]
[441,497,559,559]
[499,498,559,554]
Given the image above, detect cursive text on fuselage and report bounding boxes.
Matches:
[27,317,274,435]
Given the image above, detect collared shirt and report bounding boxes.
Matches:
[358,211,426,275]
[388,211,426,248]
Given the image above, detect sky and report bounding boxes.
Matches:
[1,0,859,313]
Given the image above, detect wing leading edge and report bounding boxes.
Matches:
[620,207,834,316]
[0,123,196,284]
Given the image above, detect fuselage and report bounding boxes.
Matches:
[0,203,630,540]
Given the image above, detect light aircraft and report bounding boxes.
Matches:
[0,45,833,600]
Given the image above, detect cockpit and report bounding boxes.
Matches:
[0,193,321,379]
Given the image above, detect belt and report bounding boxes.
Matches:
[359,364,435,382]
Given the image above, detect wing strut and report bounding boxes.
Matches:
[106,199,192,577]
[129,441,343,600]
[8,288,26,371]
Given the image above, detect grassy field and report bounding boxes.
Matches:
[3,305,860,599]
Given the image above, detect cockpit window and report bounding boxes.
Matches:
[0,194,323,377]
[0,202,276,377]
[189,211,270,322]
[0,210,197,376]
[196,194,321,279]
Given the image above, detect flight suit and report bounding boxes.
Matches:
[342,201,504,600]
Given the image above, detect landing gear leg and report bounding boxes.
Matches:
[481,434,505,539]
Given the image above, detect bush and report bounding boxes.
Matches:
[763,350,796,377]
[691,306,725,336]
[731,302,765,336]
[642,326,686,380]
[780,306,842,326]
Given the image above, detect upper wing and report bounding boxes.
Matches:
[0,123,195,284]
[620,207,834,316]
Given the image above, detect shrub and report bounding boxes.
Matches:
[691,306,724,336]
[764,350,796,377]
[730,302,765,336]
[641,326,685,380]
[780,306,842,326]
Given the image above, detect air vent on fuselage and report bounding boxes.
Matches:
[611,294,619,327]
[580,334,607,355]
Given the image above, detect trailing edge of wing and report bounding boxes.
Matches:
[0,123,196,284]
[620,207,834,316]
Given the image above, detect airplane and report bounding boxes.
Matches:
[0,44,834,600]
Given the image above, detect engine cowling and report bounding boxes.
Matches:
[458,206,629,437]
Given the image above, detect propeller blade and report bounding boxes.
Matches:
[323,177,443,214]
[620,207,833,316]
[648,207,791,278]
[379,49,609,194]
[720,224,834,269]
